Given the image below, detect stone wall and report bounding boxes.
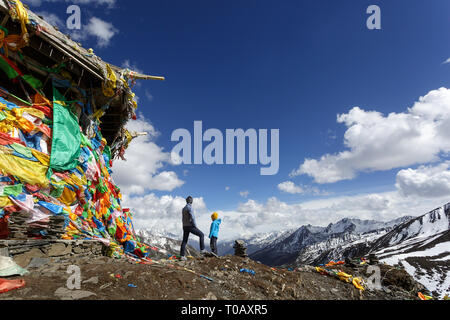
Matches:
[0,240,107,268]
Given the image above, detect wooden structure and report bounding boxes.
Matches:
[0,0,164,158]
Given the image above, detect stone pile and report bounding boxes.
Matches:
[7,213,67,239]
[233,240,248,258]
[0,240,106,268]
[368,253,379,265]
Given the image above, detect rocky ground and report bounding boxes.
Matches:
[0,250,426,300]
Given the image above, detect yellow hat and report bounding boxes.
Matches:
[211,212,218,220]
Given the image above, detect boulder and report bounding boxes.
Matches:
[54,287,96,300]
[47,243,71,257]
[13,248,45,268]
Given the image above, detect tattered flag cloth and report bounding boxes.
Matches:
[0,84,149,258]
[0,54,22,79]
[0,256,28,277]
[0,79,149,259]
[0,278,25,294]
[0,2,150,260]
[49,86,81,172]
[315,266,365,291]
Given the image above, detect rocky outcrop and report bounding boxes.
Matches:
[0,254,426,300]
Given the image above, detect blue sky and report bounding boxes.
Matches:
[27,0,450,238]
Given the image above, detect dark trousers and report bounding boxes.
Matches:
[210,236,218,255]
[180,226,204,257]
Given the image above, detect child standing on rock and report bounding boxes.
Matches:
[209,212,221,256]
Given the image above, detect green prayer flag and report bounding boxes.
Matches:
[49,87,81,171]
[81,133,93,149]
[10,143,33,158]
[50,183,64,198]
[2,184,23,197]
[22,74,43,90]
[0,55,19,79]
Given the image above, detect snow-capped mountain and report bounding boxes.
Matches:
[217,229,296,256]
[135,229,200,258]
[295,216,414,265]
[249,217,411,266]
[371,205,449,251]
[136,227,296,257]
[323,216,412,235]
[248,202,449,298]
[369,204,450,298]
[296,228,388,266]
[135,202,449,297]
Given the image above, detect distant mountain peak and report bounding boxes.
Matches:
[246,202,449,298]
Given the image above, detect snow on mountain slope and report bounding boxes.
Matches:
[218,229,295,256]
[249,225,332,265]
[376,231,450,298]
[135,229,200,257]
[296,203,450,298]
[135,202,449,298]
[371,204,450,250]
[136,227,296,257]
[250,217,411,266]
[297,229,388,265]
[369,204,450,298]
[323,217,413,235]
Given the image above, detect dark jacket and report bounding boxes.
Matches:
[182,203,196,227]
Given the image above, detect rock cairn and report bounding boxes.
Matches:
[368,253,379,265]
[233,240,248,258]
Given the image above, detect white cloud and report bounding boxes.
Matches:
[443,58,450,64]
[126,188,449,242]
[72,0,116,7]
[35,8,119,48]
[117,86,450,241]
[277,181,304,194]
[277,181,329,196]
[83,17,118,47]
[36,11,64,28]
[148,171,185,192]
[225,186,230,191]
[228,191,449,238]
[123,194,207,236]
[291,88,450,183]
[239,190,250,198]
[112,115,184,195]
[169,151,183,166]
[396,161,450,198]
[237,199,264,213]
[28,0,116,8]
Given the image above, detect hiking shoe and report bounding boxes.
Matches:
[180,256,187,261]
[200,249,208,255]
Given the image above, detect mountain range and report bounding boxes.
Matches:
[246,203,449,298]
[137,202,450,298]
[248,216,412,266]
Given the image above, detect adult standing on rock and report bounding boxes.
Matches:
[180,196,206,260]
